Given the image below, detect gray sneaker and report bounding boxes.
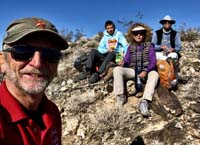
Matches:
[138,100,150,117]
[116,95,127,107]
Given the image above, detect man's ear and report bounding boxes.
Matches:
[0,52,6,73]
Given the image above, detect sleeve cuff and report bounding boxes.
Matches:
[143,68,149,72]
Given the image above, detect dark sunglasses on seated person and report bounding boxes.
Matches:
[163,21,172,24]
[3,45,61,63]
[132,30,146,36]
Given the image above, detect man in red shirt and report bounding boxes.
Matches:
[0,17,68,145]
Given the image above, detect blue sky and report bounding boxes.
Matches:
[1,0,199,46]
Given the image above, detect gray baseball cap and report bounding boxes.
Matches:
[3,17,68,50]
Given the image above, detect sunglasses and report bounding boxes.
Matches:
[132,30,146,36]
[3,45,61,63]
[163,21,172,24]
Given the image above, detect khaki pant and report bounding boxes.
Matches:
[113,66,159,101]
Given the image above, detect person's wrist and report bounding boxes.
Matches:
[143,68,148,73]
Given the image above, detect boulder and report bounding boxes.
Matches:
[150,85,183,120]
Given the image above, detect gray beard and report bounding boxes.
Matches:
[5,62,52,95]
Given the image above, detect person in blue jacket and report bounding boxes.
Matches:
[86,20,128,84]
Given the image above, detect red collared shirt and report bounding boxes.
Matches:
[0,81,62,145]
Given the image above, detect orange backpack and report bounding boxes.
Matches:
[156,59,176,89]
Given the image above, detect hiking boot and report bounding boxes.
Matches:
[88,73,101,84]
[116,94,127,107]
[138,100,150,117]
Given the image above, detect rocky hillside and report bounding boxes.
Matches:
[46,35,200,145]
[1,35,200,145]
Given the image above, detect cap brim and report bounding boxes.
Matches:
[4,29,68,50]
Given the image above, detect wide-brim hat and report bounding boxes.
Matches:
[160,15,176,25]
[3,17,68,50]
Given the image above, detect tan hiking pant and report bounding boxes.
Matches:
[113,66,159,101]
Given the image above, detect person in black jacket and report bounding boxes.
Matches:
[152,15,181,60]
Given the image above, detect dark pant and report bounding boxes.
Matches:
[86,49,116,74]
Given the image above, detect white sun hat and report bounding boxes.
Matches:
[160,15,176,24]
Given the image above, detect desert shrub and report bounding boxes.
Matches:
[179,24,200,42]
[60,28,85,42]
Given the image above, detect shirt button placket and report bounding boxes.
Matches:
[29,119,41,144]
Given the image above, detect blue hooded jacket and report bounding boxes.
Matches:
[97,29,128,55]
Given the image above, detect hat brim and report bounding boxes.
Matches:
[132,26,147,32]
[4,29,68,50]
[160,20,176,25]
